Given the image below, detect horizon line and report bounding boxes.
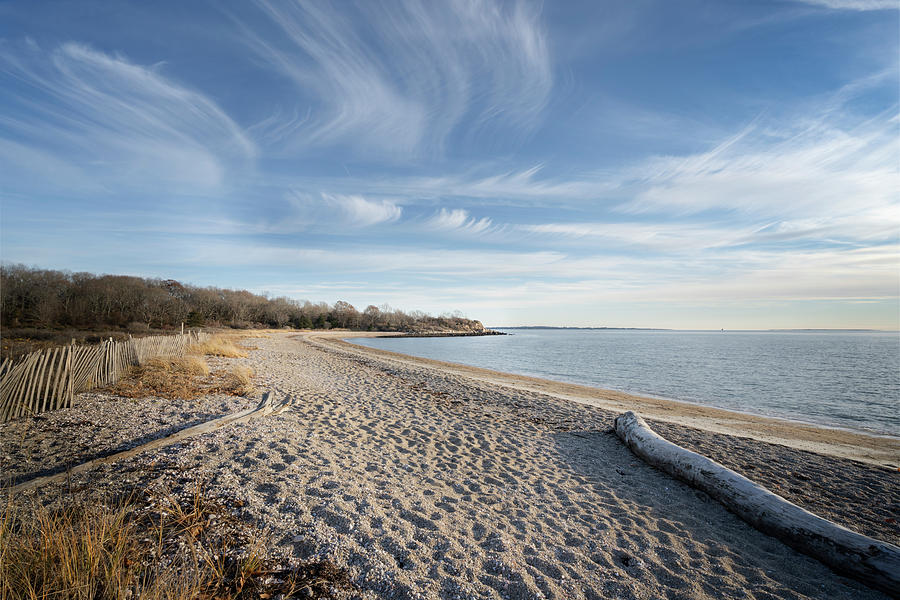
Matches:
[489,326,898,333]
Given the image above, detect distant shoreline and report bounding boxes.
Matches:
[369,329,507,338]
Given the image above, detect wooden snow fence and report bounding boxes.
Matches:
[0,331,210,423]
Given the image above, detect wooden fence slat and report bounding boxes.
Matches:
[12,352,41,420]
[0,357,22,408]
[0,355,34,417]
[40,349,57,413]
[11,352,37,419]
[70,346,87,391]
[73,346,99,392]
[39,348,58,413]
[50,346,68,411]
[66,341,74,408]
[0,359,22,420]
[6,352,35,414]
[28,349,50,416]
[32,349,54,416]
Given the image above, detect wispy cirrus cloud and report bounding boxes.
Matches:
[283,191,403,230]
[787,0,898,10]
[519,221,755,252]
[321,193,403,228]
[153,238,899,305]
[240,0,552,157]
[0,40,255,193]
[624,109,898,218]
[288,164,613,208]
[606,72,900,260]
[426,208,495,235]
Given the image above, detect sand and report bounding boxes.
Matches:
[3,331,898,599]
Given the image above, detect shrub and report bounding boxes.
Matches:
[185,311,205,327]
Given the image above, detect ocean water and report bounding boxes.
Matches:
[349,329,900,437]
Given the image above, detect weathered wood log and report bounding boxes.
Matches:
[614,411,900,597]
[8,391,290,494]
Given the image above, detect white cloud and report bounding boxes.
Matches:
[283,191,402,229]
[241,0,552,156]
[0,41,255,192]
[788,0,898,10]
[426,208,494,235]
[408,165,612,204]
[159,238,899,308]
[624,110,898,220]
[519,221,751,252]
[619,73,900,230]
[290,164,613,209]
[322,193,403,228]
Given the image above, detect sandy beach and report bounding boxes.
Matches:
[2,331,898,599]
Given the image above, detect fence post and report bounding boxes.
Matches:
[67,339,74,408]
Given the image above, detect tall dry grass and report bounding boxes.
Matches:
[0,489,347,599]
[109,356,210,400]
[0,496,208,599]
[189,335,248,358]
[219,366,255,397]
[106,342,257,400]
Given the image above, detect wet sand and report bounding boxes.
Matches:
[3,331,897,599]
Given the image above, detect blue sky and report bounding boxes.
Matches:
[1,0,897,329]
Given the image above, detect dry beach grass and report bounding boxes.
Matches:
[1,331,897,599]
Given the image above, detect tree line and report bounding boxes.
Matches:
[0,264,486,334]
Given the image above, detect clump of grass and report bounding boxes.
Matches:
[155,355,210,376]
[1,499,125,598]
[108,356,210,400]
[0,490,351,600]
[107,356,256,400]
[189,335,247,358]
[0,495,198,599]
[218,366,255,397]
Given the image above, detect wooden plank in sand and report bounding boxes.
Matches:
[615,411,900,598]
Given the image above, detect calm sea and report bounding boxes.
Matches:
[349,329,900,437]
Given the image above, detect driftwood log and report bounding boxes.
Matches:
[614,411,900,598]
[8,391,291,494]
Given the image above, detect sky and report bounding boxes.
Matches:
[0,0,898,329]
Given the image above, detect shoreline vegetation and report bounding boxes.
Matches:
[0,265,497,360]
[2,331,897,599]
